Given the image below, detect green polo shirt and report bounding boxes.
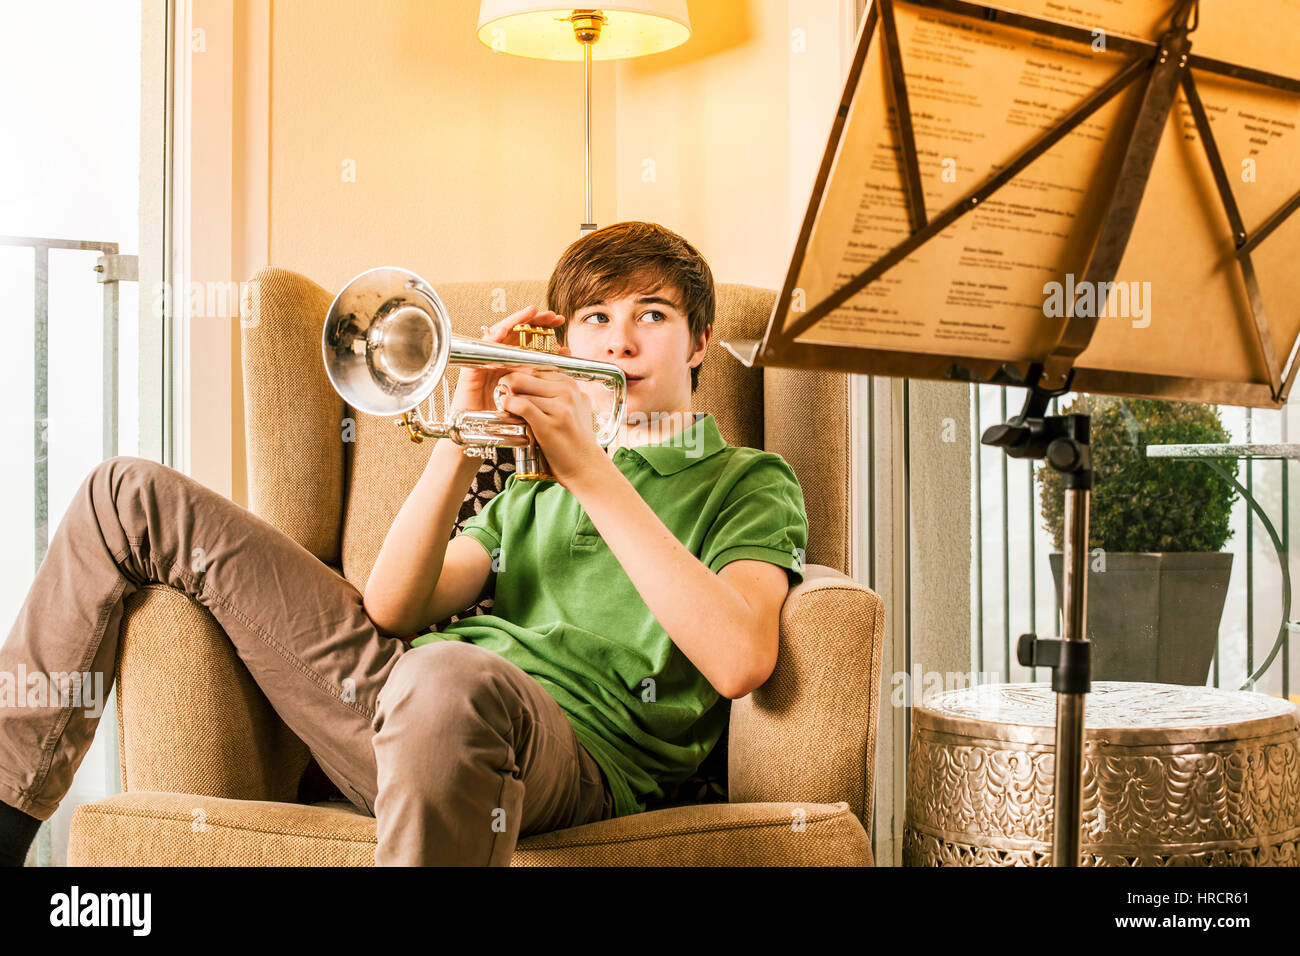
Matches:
[408,411,808,819]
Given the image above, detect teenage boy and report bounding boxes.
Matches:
[0,221,807,867]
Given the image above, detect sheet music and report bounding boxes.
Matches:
[782,0,1300,389]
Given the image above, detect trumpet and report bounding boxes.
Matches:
[322,266,627,482]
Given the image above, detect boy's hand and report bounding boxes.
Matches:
[451,305,566,415]
[496,361,611,488]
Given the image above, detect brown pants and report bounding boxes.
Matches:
[0,455,613,865]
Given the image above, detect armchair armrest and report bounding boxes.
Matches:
[116,584,311,803]
[727,564,886,833]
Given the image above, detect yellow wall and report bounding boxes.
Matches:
[215,0,829,507]
[264,0,617,290]
[615,0,793,288]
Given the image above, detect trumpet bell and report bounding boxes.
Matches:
[322,266,452,417]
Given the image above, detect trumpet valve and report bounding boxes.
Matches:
[511,323,558,353]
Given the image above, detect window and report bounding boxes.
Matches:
[0,0,162,867]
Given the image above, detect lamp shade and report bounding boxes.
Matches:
[476,2,691,61]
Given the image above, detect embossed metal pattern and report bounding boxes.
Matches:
[904,682,1300,866]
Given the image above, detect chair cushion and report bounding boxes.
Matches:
[67,791,871,866]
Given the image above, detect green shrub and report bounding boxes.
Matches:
[1037,395,1238,553]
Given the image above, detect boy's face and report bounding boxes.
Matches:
[564,280,708,420]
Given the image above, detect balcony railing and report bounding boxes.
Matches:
[0,234,137,866]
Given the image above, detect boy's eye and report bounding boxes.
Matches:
[580,311,667,324]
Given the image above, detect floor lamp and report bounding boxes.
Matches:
[476,3,692,237]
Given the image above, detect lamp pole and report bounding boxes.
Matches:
[571,10,603,237]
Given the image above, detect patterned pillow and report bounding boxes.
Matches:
[438,450,516,628]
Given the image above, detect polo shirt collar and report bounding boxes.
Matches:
[622,412,728,476]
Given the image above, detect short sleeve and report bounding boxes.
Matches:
[457,474,512,559]
[700,454,809,587]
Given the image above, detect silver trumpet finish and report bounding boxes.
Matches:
[322,266,628,480]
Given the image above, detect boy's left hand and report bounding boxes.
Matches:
[496,359,612,488]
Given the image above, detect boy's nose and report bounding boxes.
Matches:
[606,326,637,356]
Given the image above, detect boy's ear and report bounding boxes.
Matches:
[690,324,711,364]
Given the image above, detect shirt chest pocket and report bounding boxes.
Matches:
[571,506,601,553]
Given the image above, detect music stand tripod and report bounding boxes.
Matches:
[981,364,1092,868]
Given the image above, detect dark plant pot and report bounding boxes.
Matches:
[1048,552,1233,685]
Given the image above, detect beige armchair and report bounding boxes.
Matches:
[68,267,885,865]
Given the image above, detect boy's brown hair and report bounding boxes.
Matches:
[547,221,714,393]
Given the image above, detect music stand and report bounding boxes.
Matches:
[724,0,1300,865]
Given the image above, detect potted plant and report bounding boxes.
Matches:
[1037,395,1238,685]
